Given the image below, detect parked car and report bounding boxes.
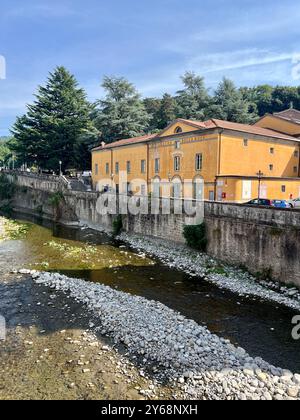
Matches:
[244,198,273,206]
[272,199,292,209]
[289,198,300,208]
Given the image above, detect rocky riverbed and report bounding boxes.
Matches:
[30,271,300,400]
[118,233,300,311]
[1,216,300,400]
[0,218,177,400]
[0,273,178,400]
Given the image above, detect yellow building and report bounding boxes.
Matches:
[92,113,300,202]
[255,109,300,138]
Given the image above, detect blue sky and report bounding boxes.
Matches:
[0,0,300,135]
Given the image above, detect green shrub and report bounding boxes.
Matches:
[183,223,207,252]
[112,215,123,236]
[0,203,13,217]
[256,267,273,280]
[0,174,15,200]
[269,227,282,236]
[48,191,64,207]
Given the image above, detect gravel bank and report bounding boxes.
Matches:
[118,233,300,312]
[0,274,174,400]
[33,271,300,400]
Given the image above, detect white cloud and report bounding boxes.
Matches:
[188,49,294,75]
[3,3,79,20]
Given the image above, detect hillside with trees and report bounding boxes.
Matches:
[8,67,300,171]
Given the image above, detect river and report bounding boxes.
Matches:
[1,213,299,373]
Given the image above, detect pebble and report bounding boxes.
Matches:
[116,234,300,312]
[31,270,300,401]
[287,387,299,398]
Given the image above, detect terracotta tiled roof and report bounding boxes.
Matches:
[92,118,299,153]
[174,118,297,140]
[175,118,208,129]
[274,109,300,124]
[92,133,157,151]
[201,118,298,141]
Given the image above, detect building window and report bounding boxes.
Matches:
[282,185,286,193]
[174,156,181,172]
[95,164,99,175]
[155,158,160,174]
[115,162,119,174]
[127,161,131,174]
[105,163,109,175]
[243,139,248,147]
[294,166,298,173]
[195,153,203,171]
[141,160,146,174]
[269,164,273,171]
[175,126,183,134]
[175,140,181,149]
[270,147,274,154]
[295,150,299,158]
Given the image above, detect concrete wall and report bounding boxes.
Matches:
[6,172,61,193]
[205,202,300,285]
[7,172,300,286]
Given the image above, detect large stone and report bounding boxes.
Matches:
[287,387,299,398]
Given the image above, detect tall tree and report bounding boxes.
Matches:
[11,67,92,171]
[94,76,150,143]
[240,85,273,117]
[271,86,300,112]
[143,97,162,132]
[156,93,179,129]
[176,72,210,120]
[0,137,13,167]
[207,78,257,123]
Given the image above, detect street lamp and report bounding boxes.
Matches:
[256,170,264,202]
[59,161,62,176]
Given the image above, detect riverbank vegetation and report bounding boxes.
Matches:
[0,217,30,241]
[183,223,207,251]
[0,216,154,271]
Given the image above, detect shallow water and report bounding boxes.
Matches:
[2,213,300,373]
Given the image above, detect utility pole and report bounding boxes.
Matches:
[257,170,264,203]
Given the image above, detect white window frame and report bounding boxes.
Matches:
[174,156,181,172]
[155,158,160,174]
[195,153,203,171]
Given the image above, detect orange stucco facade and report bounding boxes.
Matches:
[91,115,300,202]
[255,115,300,138]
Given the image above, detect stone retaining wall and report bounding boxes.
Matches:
[8,172,300,286]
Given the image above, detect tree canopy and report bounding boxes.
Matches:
[11,66,92,171]
[8,66,300,171]
[93,76,150,143]
[0,137,13,167]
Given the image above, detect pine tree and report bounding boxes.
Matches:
[207,78,257,123]
[176,72,210,120]
[94,76,150,143]
[11,66,92,171]
[157,93,178,129]
[143,97,162,132]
